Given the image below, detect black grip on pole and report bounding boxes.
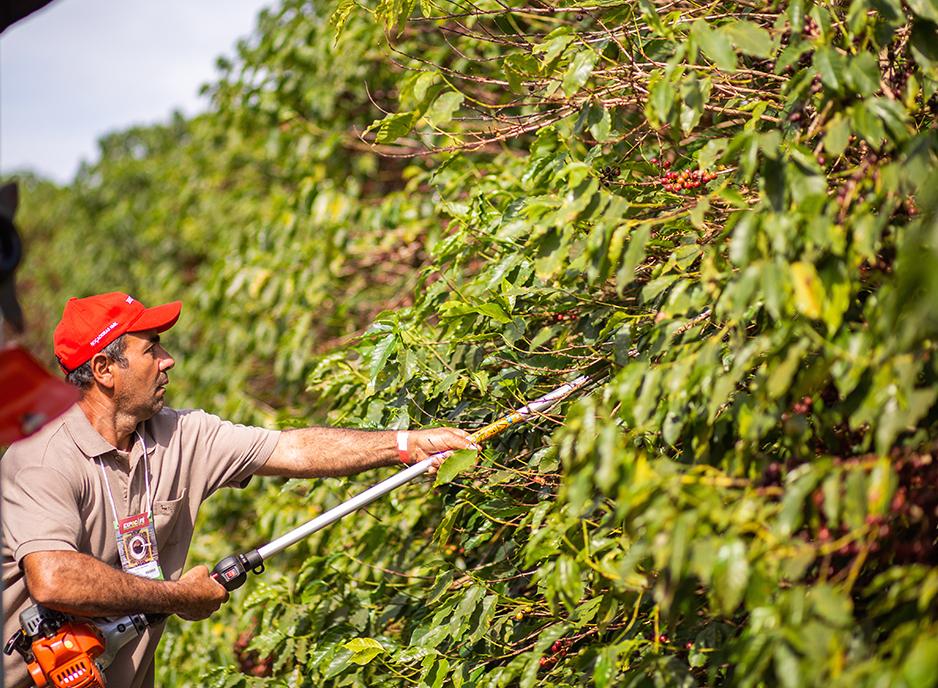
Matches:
[211,550,264,591]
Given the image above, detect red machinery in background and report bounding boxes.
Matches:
[0,181,79,445]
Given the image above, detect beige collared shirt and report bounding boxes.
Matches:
[1,403,280,688]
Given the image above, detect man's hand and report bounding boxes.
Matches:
[407,428,478,474]
[22,551,229,620]
[172,565,229,621]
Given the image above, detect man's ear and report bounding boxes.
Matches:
[89,353,116,389]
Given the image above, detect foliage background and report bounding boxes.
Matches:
[7,0,938,685]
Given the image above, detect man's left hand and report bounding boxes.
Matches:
[405,428,478,474]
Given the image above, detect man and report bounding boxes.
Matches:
[1,292,472,687]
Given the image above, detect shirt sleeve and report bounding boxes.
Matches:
[176,409,280,500]
[3,464,81,565]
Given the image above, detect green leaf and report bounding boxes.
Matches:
[434,449,479,485]
[907,0,938,22]
[330,0,358,35]
[713,540,749,614]
[809,585,853,626]
[533,27,574,66]
[503,52,541,92]
[721,20,773,58]
[563,49,599,96]
[814,47,848,92]
[411,70,441,105]
[554,555,586,611]
[368,333,397,391]
[344,637,386,665]
[646,71,676,127]
[589,105,612,142]
[823,114,851,157]
[475,301,511,324]
[371,111,417,144]
[680,75,711,134]
[699,138,728,169]
[867,457,897,518]
[850,100,886,146]
[866,97,910,141]
[594,645,621,688]
[902,636,938,687]
[846,52,880,96]
[693,19,737,71]
[424,91,464,128]
[911,19,938,68]
[767,341,808,399]
[616,225,650,293]
[774,643,802,688]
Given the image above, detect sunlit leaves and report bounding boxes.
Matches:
[13,0,938,686]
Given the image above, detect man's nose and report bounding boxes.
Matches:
[160,349,175,371]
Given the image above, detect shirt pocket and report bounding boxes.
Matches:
[152,489,188,546]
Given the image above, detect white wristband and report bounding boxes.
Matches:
[396,431,410,465]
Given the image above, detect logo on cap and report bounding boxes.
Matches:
[89,321,119,347]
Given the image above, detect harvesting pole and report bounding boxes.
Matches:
[210,373,595,590]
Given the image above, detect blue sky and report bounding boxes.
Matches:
[1,0,271,183]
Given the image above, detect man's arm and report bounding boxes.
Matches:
[23,551,228,621]
[256,427,474,478]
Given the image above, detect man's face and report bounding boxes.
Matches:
[112,330,175,419]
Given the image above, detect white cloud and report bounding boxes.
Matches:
[0,0,271,182]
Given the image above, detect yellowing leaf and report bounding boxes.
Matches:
[344,637,386,665]
[790,262,824,320]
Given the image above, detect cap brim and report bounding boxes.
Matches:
[130,300,182,334]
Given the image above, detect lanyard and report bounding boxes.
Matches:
[96,430,153,523]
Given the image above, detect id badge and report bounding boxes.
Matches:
[115,512,164,580]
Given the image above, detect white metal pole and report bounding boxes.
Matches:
[257,374,592,560]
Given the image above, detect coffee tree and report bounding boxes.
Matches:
[10,0,938,685]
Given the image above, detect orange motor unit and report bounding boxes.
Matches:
[26,622,107,688]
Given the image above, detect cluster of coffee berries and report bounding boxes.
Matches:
[234,629,272,677]
[792,395,813,416]
[780,395,813,424]
[860,255,893,276]
[539,638,573,670]
[889,452,938,564]
[759,461,783,488]
[657,167,718,193]
[598,165,620,187]
[810,74,823,95]
[803,16,820,38]
[553,310,578,322]
[835,149,880,213]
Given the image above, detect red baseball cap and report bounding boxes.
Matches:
[53,292,182,373]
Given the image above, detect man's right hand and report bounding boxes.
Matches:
[173,565,229,621]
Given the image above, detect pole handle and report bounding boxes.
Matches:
[210,550,264,592]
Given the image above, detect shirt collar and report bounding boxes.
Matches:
[62,403,120,458]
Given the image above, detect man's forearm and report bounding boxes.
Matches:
[257,427,400,478]
[257,426,474,478]
[23,551,206,618]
